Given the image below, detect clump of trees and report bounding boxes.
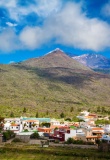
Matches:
[66,138,94,145]
[95,119,110,125]
[97,106,110,114]
[66,138,84,144]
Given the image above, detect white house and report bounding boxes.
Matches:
[77,111,97,122]
[51,119,60,126]
[4,122,11,130]
[65,129,85,141]
[4,122,20,133]
[4,118,21,124]
[9,124,20,133]
[21,119,39,132]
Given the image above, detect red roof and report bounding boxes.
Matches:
[92,128,104,131]
[25,120,39,123]
[11,124,19,126]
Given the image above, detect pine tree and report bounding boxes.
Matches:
[10,112,14,117]
[23,107,26,113]
[70,107,73,112]
[36,112,39,118]
[60,112,65,118]
[46,110,49,115]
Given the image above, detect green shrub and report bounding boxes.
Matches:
[66,138,85,144]
[75,139,84,144]
[24,129,29,132]
[66,138,74,144]
[65,118,71,122]
[3,130,15,140]
[30,132,39,139]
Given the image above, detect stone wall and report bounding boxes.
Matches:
[16,135,30,143]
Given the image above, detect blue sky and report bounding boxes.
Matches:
[0,0,110,64]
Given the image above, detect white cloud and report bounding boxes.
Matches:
[34,0,62,17]
[101,1,110,17]
[0,0,62,21]
[19,2,110,51]
[0,29,21,52]
[50,3,110,51]
[0,1,110,52]
[19,26,51,49]
[6,22,17,27]
[0,0,16,8]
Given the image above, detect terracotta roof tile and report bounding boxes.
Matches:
[92,128,104,130]
[25,120,39,123]
[11,124,19,126]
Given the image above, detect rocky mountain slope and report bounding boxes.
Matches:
[73,53,110,69]
[0,49,110,118]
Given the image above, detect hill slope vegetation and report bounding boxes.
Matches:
[0,49,110,118]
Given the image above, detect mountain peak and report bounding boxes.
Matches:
[22,49,90,71]
[73,53,110,69]
[46,48,64,55]
[54,48,64,52]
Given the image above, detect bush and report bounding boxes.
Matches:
[66,138,85,144]
[66,138,74,144]
[30,132,39,139]
[75,139,84,144]
[65,118,71,122]
[12,138,22,142]
[24,129,28,132]
[3,130,15,141]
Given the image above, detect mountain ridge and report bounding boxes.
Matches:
[72,53,110,69]
[21,49,91,71]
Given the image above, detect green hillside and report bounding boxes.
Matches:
[0,50,110,118]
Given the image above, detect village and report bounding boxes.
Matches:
[0,110,110,150]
